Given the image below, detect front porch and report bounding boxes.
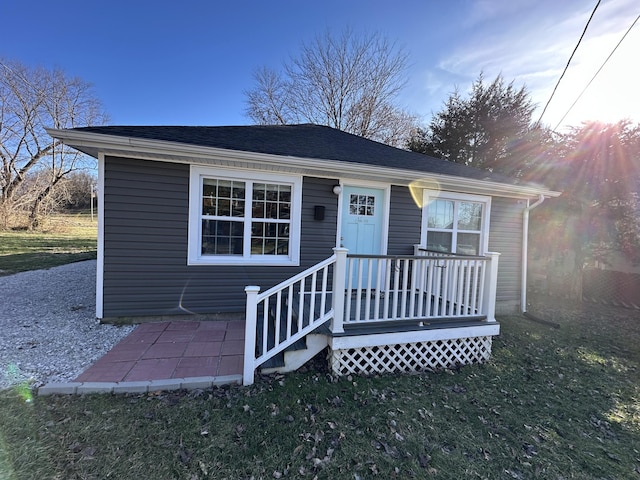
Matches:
[243,247,501,385]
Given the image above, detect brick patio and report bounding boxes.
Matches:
[75,320,245,383]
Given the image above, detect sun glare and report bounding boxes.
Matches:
[547,20,640,131]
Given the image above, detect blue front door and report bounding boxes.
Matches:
[340,186,385,287]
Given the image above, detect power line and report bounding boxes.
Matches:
[537,0,601,125]
[553,12,640,131]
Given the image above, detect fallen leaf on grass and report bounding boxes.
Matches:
[606,452,621,462]
[451,384,467,393]
[80,446,96,459]
[522,443,537,458]
[179,448,192,465]
[371,440,399,458]
[418,453,431,468]
[68,442,82,453]
[311,452,333,469]
[306,446,317,460]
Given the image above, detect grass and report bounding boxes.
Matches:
[0,297,638,479]
[0,212,97,276]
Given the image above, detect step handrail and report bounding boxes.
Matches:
[243,252,340,385]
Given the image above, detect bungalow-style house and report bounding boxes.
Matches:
[48,124,559,385]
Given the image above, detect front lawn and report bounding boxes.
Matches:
[0,212,97,276]
[0,296,638,479]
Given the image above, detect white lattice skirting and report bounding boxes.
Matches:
[329,336,493,376]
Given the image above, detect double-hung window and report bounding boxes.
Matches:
[421,191,490,256]
[188,166,302,265]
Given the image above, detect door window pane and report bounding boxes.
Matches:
[349,194,375,216]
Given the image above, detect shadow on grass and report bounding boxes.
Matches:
[0,251,97,276]
[491,314,639,476]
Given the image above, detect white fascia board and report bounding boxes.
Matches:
[46,128,561,199]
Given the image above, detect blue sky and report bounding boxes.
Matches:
[3,0,638,131]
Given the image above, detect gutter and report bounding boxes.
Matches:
[521,195,545,313]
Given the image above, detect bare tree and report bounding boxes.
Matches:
[244,29,417,147]
[0,59,108,229]
[57,170,96,210]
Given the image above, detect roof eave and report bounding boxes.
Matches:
[47,128,561,199]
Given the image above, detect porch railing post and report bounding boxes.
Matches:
[331,247,348,334]
[483,252,500,322]
[243,285,260,386]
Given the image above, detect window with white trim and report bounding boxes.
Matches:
[421,191,490,255]
[188,166,302,265]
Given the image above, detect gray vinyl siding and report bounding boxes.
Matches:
[387,185,422,255]
[102,156,525,318]
[102,156,338,318]
[488,197,525,311]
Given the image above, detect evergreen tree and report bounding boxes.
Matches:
[408,73,541,177]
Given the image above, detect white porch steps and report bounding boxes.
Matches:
[259,319,499,376]
[260,333,329,374]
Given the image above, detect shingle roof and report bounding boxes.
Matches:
[72,123,525,186]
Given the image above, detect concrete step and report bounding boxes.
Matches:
[261,333,329,374]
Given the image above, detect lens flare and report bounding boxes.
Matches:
[3,364,33,403]
[408,179,441,208]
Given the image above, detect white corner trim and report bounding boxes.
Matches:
[96,154,105,319]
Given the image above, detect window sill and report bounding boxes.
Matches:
[187,256,300,267]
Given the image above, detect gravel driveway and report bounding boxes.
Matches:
[0,260,135,389]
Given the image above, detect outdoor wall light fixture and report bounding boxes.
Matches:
[332,185,342,195]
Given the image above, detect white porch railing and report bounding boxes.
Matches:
[243,250,341,385]
[339,248,500,327]
[244,247,500,385]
